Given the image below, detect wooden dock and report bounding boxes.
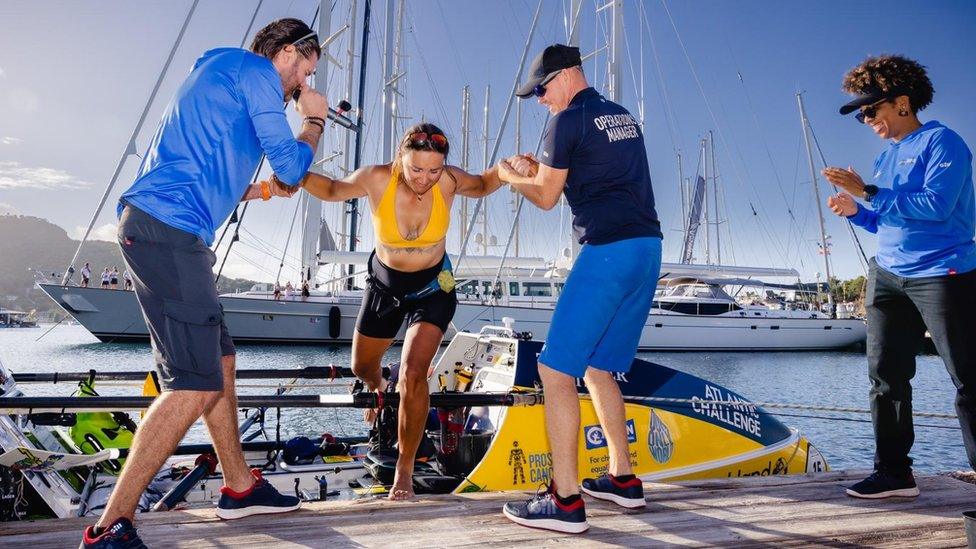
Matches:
[3,471,975,547]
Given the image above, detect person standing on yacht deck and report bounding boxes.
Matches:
[80,262,91,288]
[823,55,976,499]
[498,44,663,534]
[293,122,508,499]
[80,18,329,548]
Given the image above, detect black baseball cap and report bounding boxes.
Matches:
[515,44,582,98]
[839,87,909,115]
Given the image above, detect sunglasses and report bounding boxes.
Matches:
[407,131,448,152]
[855,98,891,124]
[530,70,563,98]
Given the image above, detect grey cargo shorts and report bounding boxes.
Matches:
[117,203,235,391]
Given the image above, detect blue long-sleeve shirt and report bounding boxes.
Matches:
[118,48,313,245]
[847,120,976,278]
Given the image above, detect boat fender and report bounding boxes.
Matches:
[328,306,341,338]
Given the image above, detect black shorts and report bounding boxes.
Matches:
[355,252,457,339]
[118,204,235,392]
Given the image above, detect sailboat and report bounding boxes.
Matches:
[37,0,865,351]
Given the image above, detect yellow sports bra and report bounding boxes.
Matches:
[373,163,450,248]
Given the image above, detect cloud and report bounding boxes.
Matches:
[0,202,19,215]
[0,161,92,190]
[71,223,118,242]
[1,136,23,146]
[7,87,38,113]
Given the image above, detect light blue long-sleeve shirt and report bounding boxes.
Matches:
[118,48,313,245]
[848,120,976,278]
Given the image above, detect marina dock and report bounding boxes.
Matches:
[3,470,974,547]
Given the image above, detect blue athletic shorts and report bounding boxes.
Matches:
[538,236,662,377]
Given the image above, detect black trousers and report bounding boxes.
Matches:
[866,258,976,474]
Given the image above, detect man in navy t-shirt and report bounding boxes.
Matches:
[499,44,663,534]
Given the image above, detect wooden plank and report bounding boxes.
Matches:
[1,472,973,548]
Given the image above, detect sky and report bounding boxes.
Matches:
[1,0,974,284]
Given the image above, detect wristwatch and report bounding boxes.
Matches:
[863,184,879,202]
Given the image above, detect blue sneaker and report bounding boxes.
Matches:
[581,473,646,509]
[502,483,589,534]
[846,470,919,499]
[80,517,147,549]
[216,468,301,520]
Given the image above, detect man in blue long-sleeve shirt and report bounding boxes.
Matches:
[82,19,330,548]
[824,54,976,500]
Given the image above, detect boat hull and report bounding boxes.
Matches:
[39,284,865,351]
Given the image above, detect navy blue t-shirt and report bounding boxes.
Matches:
[540,87,662,245]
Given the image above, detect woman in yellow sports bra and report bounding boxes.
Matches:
[276,123,507,500]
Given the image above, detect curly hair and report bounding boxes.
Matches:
[842,55,934,113]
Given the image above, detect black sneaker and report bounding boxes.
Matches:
[502,483,589,534]
[581,473,646,509]
[216,468,301,519]
[846,470,920,499]
[80,517,147,549]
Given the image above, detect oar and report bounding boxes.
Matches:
[11,366,389,384]
[0,392,543,413]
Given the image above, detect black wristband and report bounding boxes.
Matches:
[304,118,324,131]
[305,116,326,125]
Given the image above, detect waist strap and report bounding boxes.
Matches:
[367,255,454,316]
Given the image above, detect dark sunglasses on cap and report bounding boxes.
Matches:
[855,98,891,124]
[406,131,448,152]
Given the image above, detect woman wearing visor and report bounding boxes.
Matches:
[278,123,507,499]
[823,55,976,499]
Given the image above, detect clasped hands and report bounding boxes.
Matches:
[498,153,539,186]
[822,165,866,217]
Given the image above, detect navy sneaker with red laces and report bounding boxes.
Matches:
[216,468,301,520]
[581,473,646,509]
[80,517,147,549]
[502,483,589,534]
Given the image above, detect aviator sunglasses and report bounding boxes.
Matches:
[407,131,448,152]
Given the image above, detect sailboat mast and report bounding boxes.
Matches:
[481,85,490,255]
[347,0,372,288]
[703,137,710,264]
[514,97,522,257]
[797,92,834,310]
[710,130,721,264]
[340,0,360,252]
[459,85,470,246]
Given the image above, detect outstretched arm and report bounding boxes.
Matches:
[450,165,507,198]
[500,154,567,211]
[280,165,377,202]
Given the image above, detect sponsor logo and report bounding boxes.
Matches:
[728,458,789,477]
[542,151,550,158]
[584,419,637,450]
[647,410,674,464]
[898,157,917,166]
[939,161,952,168]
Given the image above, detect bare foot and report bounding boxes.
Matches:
[387,471,415,501]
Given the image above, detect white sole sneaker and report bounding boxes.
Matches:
[502,506,590,534]
[845,486,920,499]
[581,486,647,509]
[215,502,302,520]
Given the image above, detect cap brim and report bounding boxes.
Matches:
[515,78,543,98]
[839,90,888,115]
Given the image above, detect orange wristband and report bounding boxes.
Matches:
[260,181,271,201]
